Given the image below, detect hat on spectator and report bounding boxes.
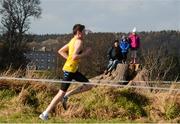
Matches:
[132,27,136,33]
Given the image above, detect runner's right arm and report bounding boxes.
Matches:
[58,44,69,59]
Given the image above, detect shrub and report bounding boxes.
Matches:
[165,104,180,119]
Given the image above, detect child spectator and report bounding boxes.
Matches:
[128,27,140,64]
[119,35,130,63]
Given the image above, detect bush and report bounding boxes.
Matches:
[115,89,149,118]
[165,104,180,119]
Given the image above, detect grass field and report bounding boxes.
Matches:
[0,79,179,123]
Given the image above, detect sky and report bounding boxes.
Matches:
[29,0,180,34]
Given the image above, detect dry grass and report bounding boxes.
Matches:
[0,68,179,123]
[0,79,179,123]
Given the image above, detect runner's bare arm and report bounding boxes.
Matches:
[72,39,91,60]
[58,44,69,59]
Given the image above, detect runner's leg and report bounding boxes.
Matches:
[62,72,93,110]
[40,71,72,115]
[64,71,93,98]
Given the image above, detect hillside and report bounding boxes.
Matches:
[0,31,179,122]
[30,31,180,55]
[0,65,179,123]
[27,31,180,80]
[0,80,179,123]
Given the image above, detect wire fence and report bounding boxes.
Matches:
[0,76,180,92]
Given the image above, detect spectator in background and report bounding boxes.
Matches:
[128,27,140,64]
[119,35,130,64]
[104,40,122,75]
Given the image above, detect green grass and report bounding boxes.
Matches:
[0,89,16,100]
[0,84,179,123]
[66,88,149,120]
[165,104,180,120]
[0,89,17,110]
[0,115,132,123]
[115,89,148,118]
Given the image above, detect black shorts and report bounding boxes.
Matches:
[60,71,89,92]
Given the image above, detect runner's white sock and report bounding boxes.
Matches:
[42,111,48,116]
[64,95,68,99]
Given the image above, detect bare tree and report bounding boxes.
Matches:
[0,0,41,50]
[141,44,178,81]
[0,0,41,69]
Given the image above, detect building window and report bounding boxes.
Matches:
[24,51,57,70]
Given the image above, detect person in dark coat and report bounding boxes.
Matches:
[104,40,122,74]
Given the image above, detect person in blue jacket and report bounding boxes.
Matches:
[119,35,130,64]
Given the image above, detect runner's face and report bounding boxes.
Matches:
[77,30,85,39]
[80,30,85,39]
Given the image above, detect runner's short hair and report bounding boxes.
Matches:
[73,24,85,35]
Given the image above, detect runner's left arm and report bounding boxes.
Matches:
[72,39,91,60]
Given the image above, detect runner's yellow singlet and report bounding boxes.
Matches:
[63,37,80,73]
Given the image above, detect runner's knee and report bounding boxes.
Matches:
[60,83,70,92]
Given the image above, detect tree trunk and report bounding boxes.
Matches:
[91,64,129,84]
[113,64,129,82]
[128,67,150,93]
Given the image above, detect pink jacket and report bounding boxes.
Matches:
[128,34,140,49]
